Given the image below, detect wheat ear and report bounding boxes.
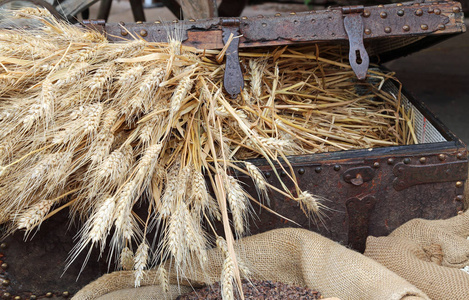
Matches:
[120,247,134,271]
[225,176,249,236]
[17,199,55,231]
[134,241,149,287]
[216,236,235,300]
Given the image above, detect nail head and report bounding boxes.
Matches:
[456,181,463,188]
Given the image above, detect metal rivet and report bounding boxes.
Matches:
[333,165,341,171]
[46,293,53,298]
[172,19,178,23]
[241,16,247,19]
[363,10,371,17]
[14,297,20,300]
[414,2,420,6]
[290,12,296,15]
[262,23,267,27]
[397,9,405,16]
[119,21,125,26]
[311,19,316,23]
[378,4,384,7]
[315,167,322,173]
[30,296,36,300]
[2,279,10,286]
[154,20,161,24]
[428,8,434,13]
[1,263,8,269]
[298,168,305,175]
[456,181,463,188]
[403,158,411,164]
[403,25,410,31]
[62,291,70,298]
[457,152,466,159]
[280,170,287,177]
[2,293,10,300]
[387,158,395,165]
[438,24,445,30]
[264,171,271,178]
[453,6,461,13]
[380,11,387,18]
[121,30,128,36]
[415,9,423,16]
[373,162,380,168]
[397,3,403,6]
[275,13,281,17]
[438,154,446,161]
[293,20,298,25]
[421,24,428,30]
[140,29,147,37]
[136,21,143,24]
[456,195,464,201]
[0,243,6,249]
[257,14,264,18]
[364,28,371,35]
[419,157,426,163]
[434,9,441,15]
[384,27,392,33]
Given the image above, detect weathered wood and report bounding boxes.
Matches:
[177,0,217,19]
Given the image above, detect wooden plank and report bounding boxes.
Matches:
[177,0,217,19]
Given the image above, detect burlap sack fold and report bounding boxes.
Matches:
[365,210,469,300]
[73,228,428,300]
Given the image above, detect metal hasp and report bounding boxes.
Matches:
[221,18,244,98]
[346,196,376,252]
[342,6,369,80]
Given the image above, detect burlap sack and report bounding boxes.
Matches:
[73,228,428,300]
[365,210,469,300]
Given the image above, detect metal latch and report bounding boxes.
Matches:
[221,18,244,98]
[343,166,375,186]
[342,6,369,80]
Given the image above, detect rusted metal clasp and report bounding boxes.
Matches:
[342,6,369,80]
[343,166,375,186]
[221,18,244,99]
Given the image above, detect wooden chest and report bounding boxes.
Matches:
[0,1,467,298]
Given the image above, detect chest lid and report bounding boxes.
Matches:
[83,1,465,92]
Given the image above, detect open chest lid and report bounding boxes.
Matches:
[84,1,466,97]
[83,0,465,96]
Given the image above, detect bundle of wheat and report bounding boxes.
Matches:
[0,8,415,298]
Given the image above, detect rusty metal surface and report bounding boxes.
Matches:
[393,160,468,190]
[96,1,465,50]
[0,210,103,299]
[235,146,467,251]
